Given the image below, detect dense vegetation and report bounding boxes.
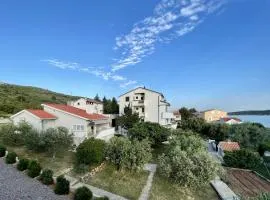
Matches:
[228,110,270,115]
[0,83,80,117]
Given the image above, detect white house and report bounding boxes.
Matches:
[216,117,242,125]
[119,87,177,128]
[217,141,240,157]
[10,103,115,146]
[68,98,103,114]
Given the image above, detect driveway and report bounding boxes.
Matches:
[0,159,69,200]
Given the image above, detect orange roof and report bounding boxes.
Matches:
[222,117,241,122]
[43,103,108,121]
[27,109,57,119]
[219,141,240,151]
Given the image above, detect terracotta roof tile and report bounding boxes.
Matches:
[27,109,57,119]
[219,141,240,151]
[43,103,107,121]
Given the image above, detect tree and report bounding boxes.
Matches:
[128,122,169,146]
[111,97,119,114]
[106,137,152,171]
[158,131,221,187]
[116,106,140,130]
[180,117,206,134]
[258,142,270,157]
[223,149,261,169]
[76,138,106,165]
[1,123,24,146]
[179,107,197,120]
[94,94,100,101]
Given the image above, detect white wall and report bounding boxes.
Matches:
[11,111,43,131]
[68,98,103,114]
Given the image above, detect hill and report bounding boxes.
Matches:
[0,83,80,117]
[228,110,270,115]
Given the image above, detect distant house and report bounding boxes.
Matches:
[173,111,181,122]
[10,103,115,146]
[217,141,240,157]
[198,109,227,123]
[68,98,103,114]
[217,117,242,125]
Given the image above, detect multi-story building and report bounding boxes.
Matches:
[119,87,176,128]
[68,98,103,114]
[198,109,227,122]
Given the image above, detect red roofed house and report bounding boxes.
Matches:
[10,103,115,145]
[217,141,240,157]
[217,117,242,125]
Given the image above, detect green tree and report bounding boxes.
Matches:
[111,97,119,114]
[158,131,221,187]
[116,106,140,130]
[94,94,100,101]
[178,107,197,120]
[180,117,206,133]
[106,137,152,171]
[128,122,169,146]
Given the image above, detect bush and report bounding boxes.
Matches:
[74,186,93,200]
[17,158,29,171]
[1,124,24,146]
[0,144,6,157]
[24,129,46,152]
[76,138,106,165]
[5,152,17,164]
[27,160,42,178]
[95,197,109,200]
[40,169,54,185]
[223,149,262,169]
[54,175,70,195]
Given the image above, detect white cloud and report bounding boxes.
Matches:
[112,0,226,71]
[120,80,137,88]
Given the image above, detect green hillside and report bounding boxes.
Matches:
[0,83,80,117]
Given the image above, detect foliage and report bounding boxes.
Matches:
[24,129,46,152]
[76,138,106,165]
[17,158,29,171]
[17,121,32,135]
[106,137,152,171]
[54,175,70,195]
[223,149,261,169]
[116,106,140,130]
[178,107,197,120]
[103,96,119,114]
[40,169,54,185]
[128,122,169,146]
[94,94,100,101]
[249,192,270,200]
[1,123,24,146]
[0,144,6,157]
[0,83,79,115]
[27,160,42,178]
[95,197,109,200]
[74,186,93,200]
[258,142,270,157]
[158,131,221,187]
[5,151,17,164]
[231,123,268,150]
[180,117,206,134]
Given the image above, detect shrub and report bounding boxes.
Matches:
[27,160,42,178]
[1,124,24,146]
[74,186,92,200]
[0,145,6,157]
[223,149,261,169]
[54,175,70,195]
[40,169,54,185]
[17,158,29,171]
[95,197,109,200]
[76,138,106,165]
[5,152,17,164]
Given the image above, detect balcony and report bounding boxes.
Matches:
[132,100,145,107]
[162,112,175,119]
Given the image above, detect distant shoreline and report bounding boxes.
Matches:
[228,110,270,116]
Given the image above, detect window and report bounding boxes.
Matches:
[136,107,139,110]
[125,96,129,102]
[136,96,138,99]
[141,96,144,100]
[142,108,144,113]
[72,125,84,131]
[77,102,80,105]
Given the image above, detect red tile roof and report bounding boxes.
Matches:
[27,109,57,119]
[43,103,108,121]
[219,141,240,151]
[222,117,241,122]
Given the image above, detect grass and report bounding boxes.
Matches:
[151,144,169,163]
[4,145,75,173]
[150,174,219,200]
[87,164,149,200]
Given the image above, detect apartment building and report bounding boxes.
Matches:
[119,87,176,128]
[68,98,103,114]
[198,109,227,122]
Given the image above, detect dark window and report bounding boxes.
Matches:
[125,97,129,102]
[142,108,144,113]
[136,107,139,110]
[77,102,80,105]
[136,96,138,99]
[141,96,144,100]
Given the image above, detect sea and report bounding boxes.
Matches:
[229,115,270,128]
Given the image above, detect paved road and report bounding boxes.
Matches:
[0,159,69,200]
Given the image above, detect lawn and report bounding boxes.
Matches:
[87,164,149,200]
[4,145,75,173]
[150,174,219,200]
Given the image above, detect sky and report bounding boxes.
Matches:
[0,0,269,111]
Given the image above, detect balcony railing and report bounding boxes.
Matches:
[132,100,144,107]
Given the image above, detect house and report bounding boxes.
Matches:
[198,109,227,122]
[173,111,181,122]
[68,98,103,114]
[119,87,177,128]
[217,117,242,125]
[217,141,240,157]
[10,103,115,146]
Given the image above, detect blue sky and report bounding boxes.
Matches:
[0,0,269,111]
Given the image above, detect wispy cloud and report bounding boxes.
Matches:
[112,0,226,71]
[120,80,138,88]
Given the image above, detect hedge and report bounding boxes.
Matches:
[27,160,42,178]
[17,158,29,171]
[0,145,6,157]
[5,152,17,164]
[40,169,54,185]
[74,186,93,200]
[54,175,70,195]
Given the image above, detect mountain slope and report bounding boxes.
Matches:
[228,110,270,115]
[0,83,80,117]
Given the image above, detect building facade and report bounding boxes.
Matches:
[68,98,103,114]
[199,109,227,122]
[119,87,176,128]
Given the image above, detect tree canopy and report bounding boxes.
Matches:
[116,106,140,130]
[178,107,197,120]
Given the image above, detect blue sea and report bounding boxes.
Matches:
[229,115,270,128]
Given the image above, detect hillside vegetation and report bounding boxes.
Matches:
[228,110,270,115]
[0,83,80,117]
